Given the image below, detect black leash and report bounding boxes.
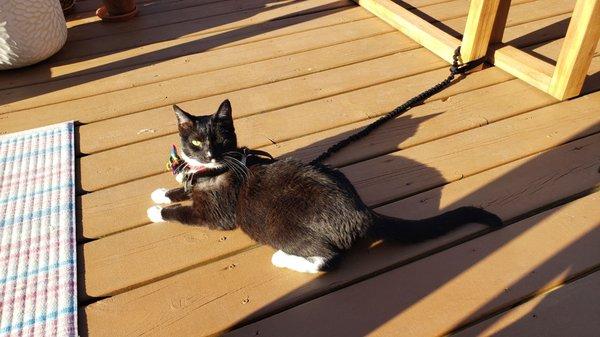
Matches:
[173,47,483,191]
[310,47,484,165]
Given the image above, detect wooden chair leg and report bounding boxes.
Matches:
[549,0,600,100]
[461,0,512,62]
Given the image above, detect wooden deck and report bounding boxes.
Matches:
[1,0,599,335]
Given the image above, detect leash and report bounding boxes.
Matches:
[310,47,484,165]
[167,47,483,188]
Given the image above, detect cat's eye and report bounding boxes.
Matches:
[191,139,202,147]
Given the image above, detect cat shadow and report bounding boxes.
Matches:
[222,107,600,336]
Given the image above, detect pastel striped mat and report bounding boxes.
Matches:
[0,122,77,337]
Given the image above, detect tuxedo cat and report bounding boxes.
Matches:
[147,100,501,273]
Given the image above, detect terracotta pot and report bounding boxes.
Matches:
[97,0,138,21]
[103,0,135,15]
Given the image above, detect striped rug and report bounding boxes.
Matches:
[0,122,77,337]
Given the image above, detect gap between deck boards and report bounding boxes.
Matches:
[0,0,558,113]
[79,90,600,300]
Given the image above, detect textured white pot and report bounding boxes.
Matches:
[0,0,67,70]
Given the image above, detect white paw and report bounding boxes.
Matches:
[147,205,164,223]
[271,250,325,274]
[175,172,185,184]
[304,257,326,274]
[151,188,172,204]
[271,250,288,268]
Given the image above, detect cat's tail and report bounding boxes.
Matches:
[369,206,502,243]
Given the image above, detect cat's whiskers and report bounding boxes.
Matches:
[224,160,245,181]
[223,156,248,180]
[174,162,189,174]
[223,158,245,180]
[224,155,248,173]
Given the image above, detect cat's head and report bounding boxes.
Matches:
[173,100,237,172]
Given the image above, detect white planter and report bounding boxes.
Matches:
[0,0,67,70]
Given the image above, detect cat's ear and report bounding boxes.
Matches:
[173,105,193,126]
[213,99,232,121]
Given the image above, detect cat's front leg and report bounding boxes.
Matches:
[151,187,189,204]
[147,204,202,225]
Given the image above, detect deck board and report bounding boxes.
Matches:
[79,90,600,297]
[1,18,393,114]
[77,36,598,193]
[224,191,600,337]
[66,0,464,40]
[75,7,574,155]
[3,0,549,114]
[0,6,370,90]
[2,0,598,336]
[453,270,600,337]
[84,188,600,337]
[56,0,355,62]
[78,67,512,239]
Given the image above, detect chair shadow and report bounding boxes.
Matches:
[61,1,598,335]
[449,227,600,337]
[409,2,572,66]
[0,0,351,105]
[219,110,600,337]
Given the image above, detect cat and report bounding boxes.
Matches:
[147,99,502,273]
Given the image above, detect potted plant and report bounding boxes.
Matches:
[0,0,67,70]
[96,0,138,22]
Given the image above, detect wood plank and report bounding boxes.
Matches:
[549,0,600,99]
[54,0,353,62]
[225,192,600,337]
[341,89,600,206]
[1,18,396,118]
[74,48,449,191]
[352,0,460,63]
[79,48,599,238]
[261,79,555,167]
[66,0,456,42]
[437,0,573,32]
[0,6,371,91]
[257,36,600,167]
[491,44,555,93]
[75,33,593,192]
[74,8,576,155]
[351,0,575,96]
[1,0,543,112]
[461,0,512,62]
[0,27,405,123]
[453,270,600,337]
[79,91,600,297]
[489,0,511,43]
[83,147,600,336]
[66,0,300,42]
[77,67,513,239]
[2,32,425,133]
[67,0,205,18]
[376,131,600,222]
[78,38,599,240]
[351,0,572,64]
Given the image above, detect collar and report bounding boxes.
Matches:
[167,146,275,191]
